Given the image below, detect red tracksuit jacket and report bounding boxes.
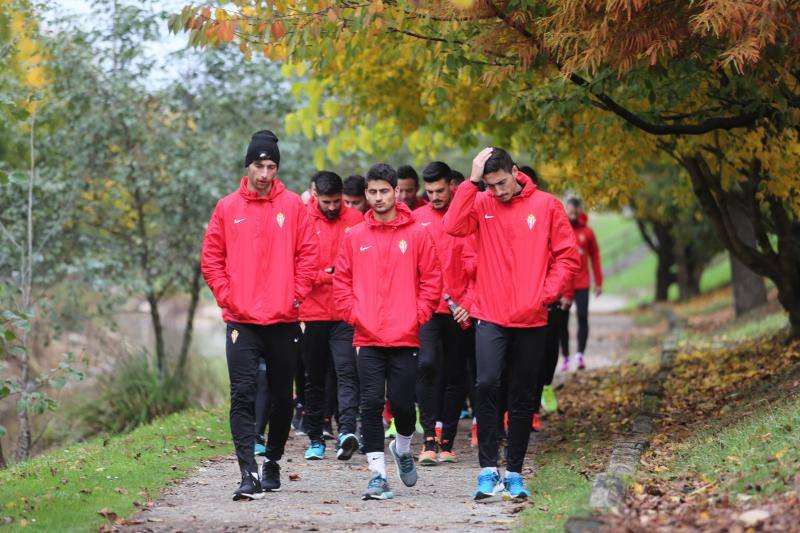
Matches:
[333,202,442,347]
[201,177,318,325]
[412,202,476,314]
[572,213,603,290]
[443,171,580,328]
[299,199,365,322]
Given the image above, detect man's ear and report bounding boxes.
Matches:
[512,165,519,175]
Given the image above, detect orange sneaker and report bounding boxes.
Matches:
[531,414,542,432]
[418,437,438,466]
[438,450,457,463]
[470,423,478,447]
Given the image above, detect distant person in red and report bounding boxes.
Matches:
[561,197,603,371]
[201,130,318,500]
[343,175,368,214]
[299,171,365,462]
[334,163,441,501]
[413,161,476,466]
[396,165,429,211]
[444,147,579,502]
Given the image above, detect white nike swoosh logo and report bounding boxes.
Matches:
[360,245,372,252]
[484,214,495,219]
[234,218,246,224]
[421,222,431,226]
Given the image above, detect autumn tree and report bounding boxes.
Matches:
[174,0,800,337]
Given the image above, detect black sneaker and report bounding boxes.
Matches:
[336,433,359,461]
[233,469,264,501]
[260,460,281,492]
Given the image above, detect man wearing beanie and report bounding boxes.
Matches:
[201,130,318,500]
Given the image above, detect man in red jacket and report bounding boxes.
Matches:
[413,161,476,466]
[299,171,364,462]
[444,147,579,502]
[396,165,429,211]
[201,130,318,501]
[561,197,603,371]
[334,163,441,501]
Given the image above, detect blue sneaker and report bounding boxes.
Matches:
[362,475,393,500]
[254,443,266,456]
[304,440,325,460]
[474,468,503,501]
[388,440,418,487]
[336,433,359,461]
[503,471,531,501]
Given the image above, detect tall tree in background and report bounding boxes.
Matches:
[178,0,800,336]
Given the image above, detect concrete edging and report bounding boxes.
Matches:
[565,307,684,532]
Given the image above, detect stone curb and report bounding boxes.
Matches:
[565,306,684,532]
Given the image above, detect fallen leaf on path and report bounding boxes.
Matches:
[737,509,770,526]
[288,473,301,481]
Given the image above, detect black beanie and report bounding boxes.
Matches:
[244,130,280,167]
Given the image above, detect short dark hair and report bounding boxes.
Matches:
[567,196,582,208]
[366,163,398,189]
[312,171,343,196]
[397,165,419,184]
[483,147,515,175]
[343,175,366,196]
[450,169,465,185]
[519,165,539,186]
[422,161,452,183]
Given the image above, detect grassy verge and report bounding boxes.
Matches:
[0,408,230,531]
[673,393,800,500]
[520,446,594,531]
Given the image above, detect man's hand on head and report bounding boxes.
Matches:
[470,147,494,184]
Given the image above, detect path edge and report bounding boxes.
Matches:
[564,306,685,532]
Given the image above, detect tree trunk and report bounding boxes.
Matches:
[176,261,202,377]
[727,201,767,316]
[655,253,673,302]
[14,332,31,462]
[675,241,702,301]
[636,218,676,302]
[147,293,166,381]
[0,438,7,468]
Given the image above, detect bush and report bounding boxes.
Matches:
[76,352,225,435]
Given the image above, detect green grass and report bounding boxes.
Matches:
[680,309,790,345]
[670,393,800,499]
[589,212,644,272]
[519,448,594,531]
[0,408,230,531]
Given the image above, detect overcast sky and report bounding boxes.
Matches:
[47,0,192,86]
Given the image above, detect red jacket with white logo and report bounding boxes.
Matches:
[412,196,429,210]
[443,171,580,328]
[572,213,603,290]
[201,177,318,325]
[299,199,364,322]
[333,202,442,347]
[412,203,476,315]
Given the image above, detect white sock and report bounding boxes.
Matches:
[576,352,584,358]
[367,452,386,479]
[481,466,498,474]
[394,433,412,454]
[435,421,443,429]
[472,417,477,426]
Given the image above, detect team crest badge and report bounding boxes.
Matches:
[231,329,239,344]
[527,214,536,230]
[398,239,408,255]
[276,212,285,228]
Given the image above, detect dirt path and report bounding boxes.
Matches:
[124,308,633,533]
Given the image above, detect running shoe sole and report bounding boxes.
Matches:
[438,456,457,464]
[337,435,359,461]
[419,456,438,466]
[502,491,530,502]
[474,488,503,502]
[362,491,394,501]
[233,492,265,501]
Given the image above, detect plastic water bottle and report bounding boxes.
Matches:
[444,293,472,330]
